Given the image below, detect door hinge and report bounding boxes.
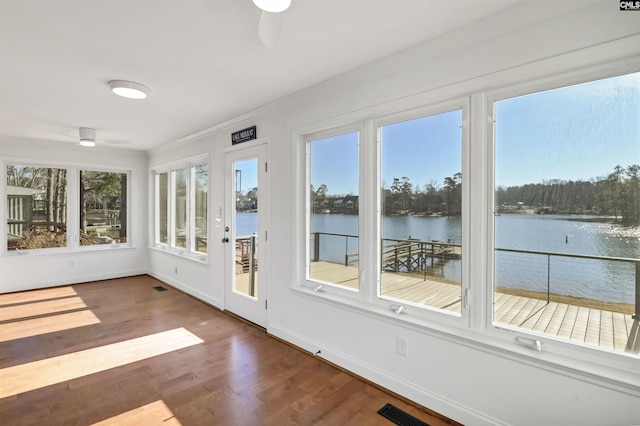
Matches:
[265,230,268,241]
[265,162,268,172]
[265,299,268,310]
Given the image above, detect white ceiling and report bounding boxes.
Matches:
[0,0,524,151]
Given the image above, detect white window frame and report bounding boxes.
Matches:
[294,58,640,388]
[483,66,640,367]
[372,99,471,327]
[151,155,208,262]
[77,167,131,251]
[302,123,364,301]
[296,98,471,328]
[2,159,132,255]
[189,162,208,255]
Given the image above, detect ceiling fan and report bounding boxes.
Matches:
[78,127,97,147]
[52,127,129,147]
[254,0,291,48]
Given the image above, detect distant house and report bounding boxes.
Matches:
[344,195,359,213]
[7,186,44,239]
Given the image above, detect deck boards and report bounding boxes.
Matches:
[311,261,638,355]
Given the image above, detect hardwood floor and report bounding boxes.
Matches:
[0,275,457,425]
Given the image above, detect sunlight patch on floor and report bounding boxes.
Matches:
[0,327,204,398]
[0,286,78,307]
[0,309,101,342]
[91,400,182,425]
[0,296,88,322]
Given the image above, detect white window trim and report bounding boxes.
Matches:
[371,99,471,327]
[297,99,472,329]
[302,123,364,301]
[292,54,640,394]
[150,154,209,262]
[481,66,640,372]
[2,159,133,256]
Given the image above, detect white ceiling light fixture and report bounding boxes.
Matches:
[253,0,291,13]
[109,80,150,100]
[78,127,96,147]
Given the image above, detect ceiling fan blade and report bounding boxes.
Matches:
[258,11,282,48]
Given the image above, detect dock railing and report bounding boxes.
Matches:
[496,248,640,320]
[310,231,639,320]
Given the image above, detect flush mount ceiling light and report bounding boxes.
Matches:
[253,0,291,13]
[109,80,150,100]
[79,127,96,147]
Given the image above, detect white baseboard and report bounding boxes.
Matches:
[0,269,148,293]
[147,271,223,309]
[268,322,507,426]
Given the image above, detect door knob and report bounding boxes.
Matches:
[221,237,229,243]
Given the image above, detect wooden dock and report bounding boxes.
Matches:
[309,261,639,355]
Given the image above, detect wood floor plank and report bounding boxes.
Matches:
[0,276,458,426]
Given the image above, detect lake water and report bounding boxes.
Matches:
[238,212,640,304]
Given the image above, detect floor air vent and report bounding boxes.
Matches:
[153,286,168,292]
[377,403,430,426]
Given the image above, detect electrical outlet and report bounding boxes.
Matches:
[396,336,408,356]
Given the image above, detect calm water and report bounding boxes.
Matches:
[239,212,640,303]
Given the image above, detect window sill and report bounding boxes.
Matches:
[149,244,208,263]
[4,244,136,257]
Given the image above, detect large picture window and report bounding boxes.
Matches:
[307,130,360,291]
[492,71,640,356]
[379,109,464,316]
[5,165,130,251]
[153,159,208,258]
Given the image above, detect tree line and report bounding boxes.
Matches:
[312,163,640,225]
[497,164,640,224]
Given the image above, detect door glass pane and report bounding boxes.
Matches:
[308,131,360,290]
[493,72,640,355]
[379,110,463,315]
[234,158,258,298]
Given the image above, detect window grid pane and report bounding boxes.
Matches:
[6,166,67,250]
[308,131,360,290]
[192,164,208,254]
[379,110,463,315]
[157,173,168,244]
[172,168,188,249]
[80,170,127,245]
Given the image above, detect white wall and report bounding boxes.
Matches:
[0,138,148,292]
[2,1,638,424]
[148,2,640,425]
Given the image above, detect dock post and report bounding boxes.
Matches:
[249,235,256,297]
[634,261,640,320]
[313,232,320,262]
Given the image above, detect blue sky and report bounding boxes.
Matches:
[234,158,257,194]
[309,71,639,195]
[495,71,639,187]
